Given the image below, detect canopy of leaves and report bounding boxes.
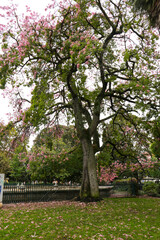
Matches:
[0,151,10,177]
[0,122,30,181]
[28,125,82,183]
[0,0,159,186]
[0,0,159,134]
[98,114,151,166]
[150,117,160,159]
[9,145,29,182]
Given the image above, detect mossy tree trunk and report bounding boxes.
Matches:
[80,136,100,200]
[71,94,100,201]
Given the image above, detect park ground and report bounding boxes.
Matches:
[0,197,160,239]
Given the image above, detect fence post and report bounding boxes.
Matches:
[0,174,5,208]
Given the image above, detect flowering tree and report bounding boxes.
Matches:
[27,143,83,183]
[101,115,151,162]
[99,157,157,183]
[0,0,159,200]
[0,121,29,181]
[27,125,82,183]
[97,115,158,182]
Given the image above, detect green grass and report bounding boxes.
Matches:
[0,198,160,239]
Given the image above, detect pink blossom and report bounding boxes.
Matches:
[80,36,85,41]
[27,164,30,170]
[34,71,37,79]
[36,25,41,31]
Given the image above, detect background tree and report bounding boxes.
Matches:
[34,125,77,150]
[9,145,29,182]
[0,151,10,177]
[0,122,20,178]
[0,121,29,181]
[0,0,159,200]
[102,115,151,162]
[147,117,160,179]
[0,123,11,176]
[27,125,83,183]
[97,115,154,181]
[150,117,160,159]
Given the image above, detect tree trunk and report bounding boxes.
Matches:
[71,96,100,201]
[80,137,100,201]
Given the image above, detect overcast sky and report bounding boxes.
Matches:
[0,0,52,124]
[1,0,51,12]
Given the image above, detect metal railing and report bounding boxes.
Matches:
[3,183,81,204]
[2,182,139,204]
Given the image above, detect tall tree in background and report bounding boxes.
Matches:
[0,0,159,200]
[28,125,82,183]
[0,123,16,177]
[0,122,29,181]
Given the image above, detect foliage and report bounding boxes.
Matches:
[132,0,160,27]
[146,162,160,179]
[27,125,83,183]
[0,123,18,177]
[143,181,160,196]
[0,151,10,176]
[98,157,157,184]
[98,114,152,164]
[9,145,30,182]
[97,115,157,182]
[0,122,30,181]
[150,117,160,159]
[34,125,77,150]
[114,177,138,183]
[0,0,159,199]
[0,122,15,152]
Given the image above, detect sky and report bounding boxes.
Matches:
[0,0,51,124]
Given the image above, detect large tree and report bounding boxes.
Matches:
[0,0,159,200]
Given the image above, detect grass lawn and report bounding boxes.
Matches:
[0,198,160,239]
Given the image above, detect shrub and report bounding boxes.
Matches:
[156,183,160,194]
[143,182,160,196]
[115,177,137,183]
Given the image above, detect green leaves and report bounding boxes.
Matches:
[123,49,140,62]
[27,125,82,183]
[0,0,159,190]
[150,117,160,159]
[132,0,160,27]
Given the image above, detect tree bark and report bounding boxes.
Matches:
[71,94,100,201]
[80,136,100,200]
